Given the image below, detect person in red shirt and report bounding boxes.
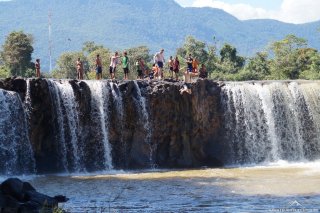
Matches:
[172,56,180,81]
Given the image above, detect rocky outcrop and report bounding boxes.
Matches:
[0,178,68,213]
[0,77,27,101]
[0,77,224,173]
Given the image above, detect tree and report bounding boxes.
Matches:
[87,47,111,79]
[299,49,320,80]
[177,36,209,63]
[205,44,219,77]
[217,43,245,74]
[125,46,152,78]
[242,52,270,80]
[1,31,34,77]
[82,41,104,55]
[269,34,307,79]
[53,51,86,79]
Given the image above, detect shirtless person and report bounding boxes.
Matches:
[179,70,192,95]
[35,59,40,78]
[154,49,165,80]
[76,57,84,80]
[180,68,199,95]
[95,54,102,80]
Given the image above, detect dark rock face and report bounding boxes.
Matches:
[0,77,224,173]
[109,79,223,169]
[0,77,27,101]
[0,178,67,212]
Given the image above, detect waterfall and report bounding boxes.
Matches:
[133,81,154,167]
[109,82,126,162]
[0,89,35,175]
[221,81,320,164]
[47,80,68,171]
[86,81,113,170]
[48,80,84,172]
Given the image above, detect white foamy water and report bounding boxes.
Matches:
[133,81,155,167]
[86,80,113,170]
[0,89,35,175]
[221,81,320,164]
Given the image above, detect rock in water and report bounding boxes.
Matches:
[0,178,68,213]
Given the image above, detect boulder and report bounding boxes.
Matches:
[0,178,68,213]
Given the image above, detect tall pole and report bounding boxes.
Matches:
[48,10,52,72]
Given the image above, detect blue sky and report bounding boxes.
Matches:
[174,0,320,24]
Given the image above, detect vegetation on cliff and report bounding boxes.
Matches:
[1,29,319,80]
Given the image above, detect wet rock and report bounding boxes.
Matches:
[0,77,27,101]
[0,178,68,213]
[1,78,224,172]
[110,79,223,168]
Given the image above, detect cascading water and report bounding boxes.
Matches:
[0,89,35,175]
[109,82,126,163]
[48,80,86,172]
[86,81,113,169]
[133,81,155,167]
[55,80,85,171]
[221,81,320,164]
[47,80,69,171]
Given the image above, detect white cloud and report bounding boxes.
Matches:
[192,0,320,24]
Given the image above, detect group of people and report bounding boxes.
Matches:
[90,49,208,82]
[34,49,208,95]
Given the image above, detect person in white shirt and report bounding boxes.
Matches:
[109,52,120,80]
[154,49,165,80]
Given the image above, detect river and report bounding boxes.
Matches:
[3,161,318,212]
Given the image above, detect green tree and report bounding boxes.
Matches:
[205,43,219,77]
[53,51,86,79]
[87,47,111,79]
[218,43,245,74]
[177,36,209,63]
[269,34,307,79]
[1,31,34,77]
[299,50,320,80]
[125,46,152,79]
[242,52,270,80]
[82,41,104,55]
[0,66,10,78]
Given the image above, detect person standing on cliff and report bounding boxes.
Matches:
[168,56,174,79]
[192,57,199,73]
[76,57,84,80]
[199,64,208,79]
[95,54,102,80]
[153,49,165,80]
[109,51,120,80]
[186,54,193,73]
[35,59,40,78]
[172,56,180,81]
[122,51,129,80]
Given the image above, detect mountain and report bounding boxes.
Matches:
[0,0,319,71]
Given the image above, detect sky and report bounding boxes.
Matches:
[175,0,320,24]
